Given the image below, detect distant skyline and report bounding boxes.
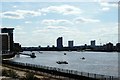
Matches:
[0,1,118,47]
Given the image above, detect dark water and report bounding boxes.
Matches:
[11,51,118,77]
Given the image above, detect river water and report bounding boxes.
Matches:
[11,51,118,77]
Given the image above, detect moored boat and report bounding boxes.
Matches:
[30,53,36,58]
[56,61,68,64]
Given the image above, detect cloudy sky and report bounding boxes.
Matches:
[0,1,118,47]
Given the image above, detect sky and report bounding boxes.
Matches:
[0,1,118,47]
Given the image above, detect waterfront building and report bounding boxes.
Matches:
[0,33,10,53]
[90,40,96,48]
[116,43,120,52]
[14,43,22,52]
[57,37,63,48]
[52,45,55,48]
[103,42,114,51]
[1,28,14,52]
[68,41,73,48]
[47,45,50,48]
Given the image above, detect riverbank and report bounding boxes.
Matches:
[0,64,65,80]
[2,59,119,80]
[3,60,112,80]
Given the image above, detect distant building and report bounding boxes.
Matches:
[116,43,120,52]
[104,42,114,51]
[90,40,96,48]
[14,43,22,52]
[1,28,14,52]
[47,45,50,48]
[68,41,73,48]
[57,37,63,48]
[0,33,10,52]
[52,45,55,48]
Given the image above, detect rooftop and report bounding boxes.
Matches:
[1,27,14,30]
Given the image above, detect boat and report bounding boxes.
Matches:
[80,57,85,60]
[56,61,68,64]
[30,53,36,58]
[68,50,72,52]
[64,53,66,55]
[82,57,85,60]
[38,51,43,53]
[77,50,85,52]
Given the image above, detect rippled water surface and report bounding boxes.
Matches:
[11,51,118,77]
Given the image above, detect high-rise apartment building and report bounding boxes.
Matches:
[0,33,10,52]
[57,37,63,48]
[91,40,96,48]
[1,28,14,52]
[68,41,73,48]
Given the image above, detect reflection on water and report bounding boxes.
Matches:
[11,51,118,77]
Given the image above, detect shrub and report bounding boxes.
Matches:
[24,72,37,80]
[2,69,19,78]
[8,70,19,78]
[2,69,8,76]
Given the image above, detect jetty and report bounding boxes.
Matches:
[19,52,36,58]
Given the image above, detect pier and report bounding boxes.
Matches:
[2,60,118,80]
[19,52,36,58]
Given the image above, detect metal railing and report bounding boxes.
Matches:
[2,60,119,80]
